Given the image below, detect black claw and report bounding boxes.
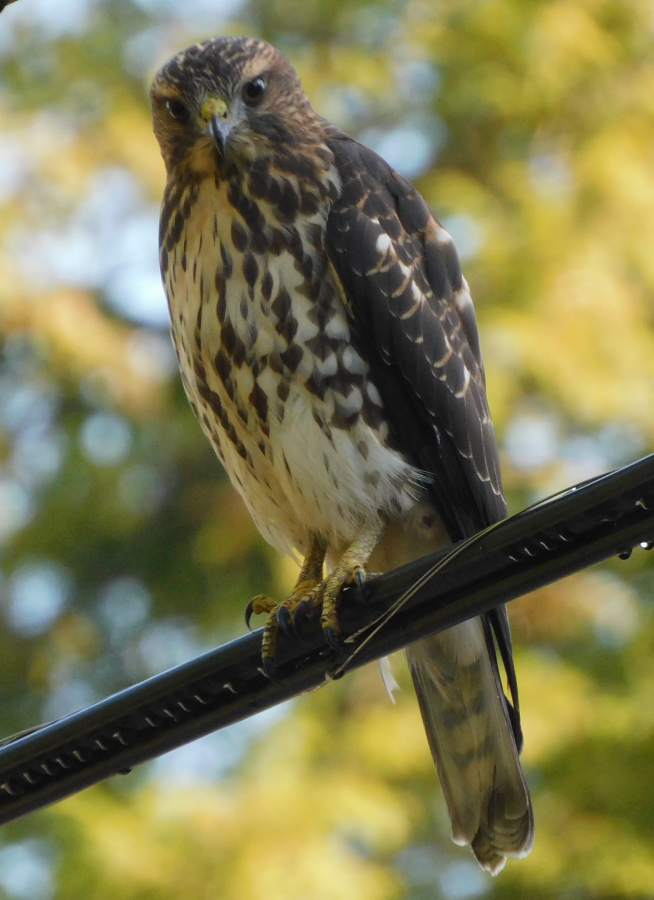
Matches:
[323,626,348,655]
[261,655,282,684]
[294,599,317,636]
[245,600,255,631]
[292,601,308,637]
[277,605,296,639]
[293,600,311,640]
[351,570,368,604]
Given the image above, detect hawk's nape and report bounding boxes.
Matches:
[151,35,533,873]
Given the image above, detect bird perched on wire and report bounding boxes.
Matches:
[151,36,533,873]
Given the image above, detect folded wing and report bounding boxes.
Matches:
[325,132,534,872]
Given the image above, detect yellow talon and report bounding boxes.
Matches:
[249,523,385,673]
[254,534,326,670]
[251,594,276,615]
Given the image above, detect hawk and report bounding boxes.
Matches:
[151,36,533,873]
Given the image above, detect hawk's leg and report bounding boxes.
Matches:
[320,521,386,649]
[248,533,326,671]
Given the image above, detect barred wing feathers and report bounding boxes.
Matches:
[325,133,504,538]
[325,133,534,872]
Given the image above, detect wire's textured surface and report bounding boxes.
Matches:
[0,453,653,826]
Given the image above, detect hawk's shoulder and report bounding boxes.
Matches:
[323,130,507,539]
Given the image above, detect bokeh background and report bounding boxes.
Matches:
[0,0,654,897]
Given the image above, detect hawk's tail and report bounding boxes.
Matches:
[406,617,534,874]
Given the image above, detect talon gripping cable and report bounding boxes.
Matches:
[0,453,653,826]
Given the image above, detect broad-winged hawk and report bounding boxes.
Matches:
[151,36,533,873]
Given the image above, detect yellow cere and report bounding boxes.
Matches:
[201,96,229,121]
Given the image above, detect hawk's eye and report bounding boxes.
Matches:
[242,77,266,106]
[166,99,190,123]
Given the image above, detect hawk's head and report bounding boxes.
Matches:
[151,36,319,176]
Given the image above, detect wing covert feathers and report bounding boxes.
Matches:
[407,622,534,874]
[324,131,533,872]
[325,133,506,536]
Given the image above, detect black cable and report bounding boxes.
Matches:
[1,453,654,826]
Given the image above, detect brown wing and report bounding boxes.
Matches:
[325,132,506,540]
[325,135,533,870]
[325,131,523,741]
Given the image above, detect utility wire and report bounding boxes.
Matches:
[0,453,653,826]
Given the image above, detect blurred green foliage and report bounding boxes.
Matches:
[1,0,654,897]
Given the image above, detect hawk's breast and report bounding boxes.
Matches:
[161,162,423,554]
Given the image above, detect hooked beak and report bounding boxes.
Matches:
[208,114,233,160]
[201,97,233,161]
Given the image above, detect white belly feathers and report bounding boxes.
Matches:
[165,177,423,556]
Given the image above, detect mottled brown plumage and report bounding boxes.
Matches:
[151,35,533,873]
